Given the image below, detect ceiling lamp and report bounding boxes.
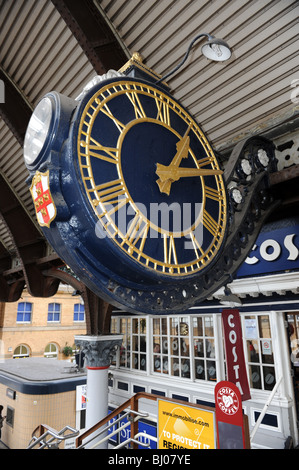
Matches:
[219,286,243,308]
[156,33,232,85]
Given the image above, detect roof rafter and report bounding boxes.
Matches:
[51,0,128,74]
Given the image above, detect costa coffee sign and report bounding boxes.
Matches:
[215,381,250,449]
[221,309,251,401]
[237,222,299,277]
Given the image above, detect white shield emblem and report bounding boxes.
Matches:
[30,170,56,228]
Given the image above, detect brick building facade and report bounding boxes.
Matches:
[0,284,86,360]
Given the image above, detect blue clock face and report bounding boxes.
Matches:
[76,78,227,279]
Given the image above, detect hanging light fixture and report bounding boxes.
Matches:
[156,33,232,85]
[219,285,242,307]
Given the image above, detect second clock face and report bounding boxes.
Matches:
[77,79,227,278]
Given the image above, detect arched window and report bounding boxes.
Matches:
[47,303,61,322]
[44,343,58,358]
[13,344,30,358]
[16,302,32,323]
[74,303,85,322]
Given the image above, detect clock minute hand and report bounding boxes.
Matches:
[156,165,223,182]
[167,125,191,167]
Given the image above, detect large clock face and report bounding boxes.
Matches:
[77,79,227,278]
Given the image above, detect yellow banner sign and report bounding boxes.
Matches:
[158,400,215,450]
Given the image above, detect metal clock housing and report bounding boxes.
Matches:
[24,61,278,315]
[70,77,228,284]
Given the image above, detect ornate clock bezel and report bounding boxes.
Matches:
[75,77,228,281]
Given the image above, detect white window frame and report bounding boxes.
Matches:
[47,302,61,323]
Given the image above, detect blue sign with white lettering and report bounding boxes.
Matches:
[237,221,299,277]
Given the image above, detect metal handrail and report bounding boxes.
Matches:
[27,424,79,449]
[114,432,157,449]
[76,391,162,448]
[77,409,149,449]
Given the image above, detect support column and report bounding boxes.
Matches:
[75,334,123,448]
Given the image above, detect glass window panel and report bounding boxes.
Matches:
[24,311,31,322]
[170,337,179,356]
[171,358,180,376]
[162,357,169,374]
[132,352,139,369]
[181,359,190,378]
[153,318,160,334]
[132,318,139,333]
[110,318,117,333]
[153,338,160,351]
[204,316,214,336]
[206,338,215,358]
[247,340,259,362]
[207,360,216,381]
[132,335,138,351]
[249,364,262,389]
[161,337,168,353]
[180,338,189,357]
[193,317,203,336]
[170,318,178,335]
[119,319,126,334]
[161,318,167,335]
[154,354,161,372]
[194,338,204,357]
[195,359,205,380]
[259,315,271,338]
[140,354,146,370]
[263,366,276,391]
[261,340,274,364]
[140,336,146,352]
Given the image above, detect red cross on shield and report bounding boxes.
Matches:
[30,170,56,228]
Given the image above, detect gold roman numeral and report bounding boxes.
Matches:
[80,137,119,165]
[196,156,215,168]
[99,103,126,133]
[155,97,171,126]
[205,186,224,201]
[122,212,149,257]
[163,234,178,265]
[95,179,127,205]
[126,90,146,119]
[202,210,219,235]
[189,231,205,258]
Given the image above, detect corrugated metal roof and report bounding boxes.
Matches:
[99,0,299,150]
[0,0,95,104]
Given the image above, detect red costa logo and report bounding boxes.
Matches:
[216,386,240,415]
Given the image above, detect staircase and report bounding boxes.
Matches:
[27,392,159,449]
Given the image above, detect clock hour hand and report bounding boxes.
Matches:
[156,124,192,195]
[156,165,223,183]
